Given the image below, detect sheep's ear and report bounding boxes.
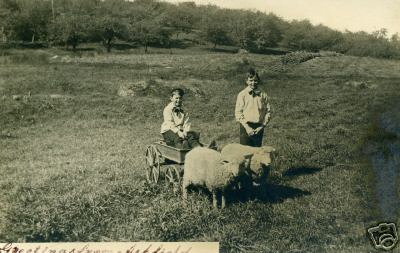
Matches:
[222,160,229,164]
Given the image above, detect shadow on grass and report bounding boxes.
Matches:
[204,47,239,54]
[169,40,191,49]
[283,166,322,178]
[185,180,311,207]
[227,183,311,205]
[66,47,96,52]
[170,167,317,208]
[255,183,311,203]
[113,43,138,50]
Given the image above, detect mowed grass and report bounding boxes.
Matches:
[1,48,400,252]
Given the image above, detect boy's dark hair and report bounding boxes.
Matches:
[171,88,185,96]
[247,67,260,82]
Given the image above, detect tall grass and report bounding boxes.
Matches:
[1,49,400,252]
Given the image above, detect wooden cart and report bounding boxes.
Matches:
[145,140,190,186]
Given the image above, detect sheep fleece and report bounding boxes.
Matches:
[184,147,240,190]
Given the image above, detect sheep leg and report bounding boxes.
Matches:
[212,190,218,209]
[182,180,189,200]
[221,193,226,209]
[182,187,187,200]
[182,181,189,208]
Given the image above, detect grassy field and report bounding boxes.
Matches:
[1,47,400,252]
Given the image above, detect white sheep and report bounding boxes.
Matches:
[221,143,275,187]
[182,147,252,208]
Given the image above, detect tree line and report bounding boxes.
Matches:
[1,0,399,58]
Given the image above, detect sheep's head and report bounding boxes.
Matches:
[248,146,276,181]
[221,153,253,182]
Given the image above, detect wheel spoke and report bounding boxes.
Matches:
[173,166,181,185]
[152,146,160,183]
[145,145,161,184]
[165,166,173,183]
[153,165,160,183]
[145,166,152,183]
[145,147,154,167]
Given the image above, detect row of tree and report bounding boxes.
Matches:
[1,0,400,58]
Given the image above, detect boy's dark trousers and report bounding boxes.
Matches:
[239,122,264,147]
[162,130,201,149]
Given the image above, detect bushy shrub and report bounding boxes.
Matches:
[333,30,400,59]
[280,51,320,64]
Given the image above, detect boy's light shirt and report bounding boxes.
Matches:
[161,102,191,134]
[235,86,271,126]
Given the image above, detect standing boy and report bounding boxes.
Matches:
[160,88,201,149]
[235,68,271,147]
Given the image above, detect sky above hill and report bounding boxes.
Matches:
[164,0,400,37]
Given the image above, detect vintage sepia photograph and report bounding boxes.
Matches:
[1,0,400,252]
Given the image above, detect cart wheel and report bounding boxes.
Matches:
[145,145,161,184]
[165,165,180,184]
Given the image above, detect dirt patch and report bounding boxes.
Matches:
[118,81,149,97]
